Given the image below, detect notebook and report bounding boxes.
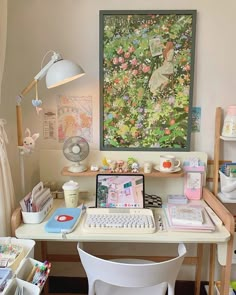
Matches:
[45,207,85,233]
[95,174,145,209]
[164,204,215,232]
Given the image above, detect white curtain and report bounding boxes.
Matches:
[0,120,16,236]
[0,0,16,236]
[0,0,7,104]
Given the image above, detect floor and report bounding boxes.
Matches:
[47,277,208,294]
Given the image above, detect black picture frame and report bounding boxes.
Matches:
[100,10,197,151]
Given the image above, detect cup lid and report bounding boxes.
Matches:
[62,180,79,190]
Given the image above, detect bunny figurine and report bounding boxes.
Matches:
[23,128,40,153]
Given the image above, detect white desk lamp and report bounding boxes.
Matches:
[16,51,85,194]
[16,51,85,146]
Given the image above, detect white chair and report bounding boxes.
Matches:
[77,243,187,295]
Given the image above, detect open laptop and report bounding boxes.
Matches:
[95,174,145,209]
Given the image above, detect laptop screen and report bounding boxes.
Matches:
[96,174,145,208]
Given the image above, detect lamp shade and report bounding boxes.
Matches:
[46,59,85,89]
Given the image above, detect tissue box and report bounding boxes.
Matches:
[219,170,236,199]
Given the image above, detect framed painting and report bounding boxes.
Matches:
[99,10,197,151]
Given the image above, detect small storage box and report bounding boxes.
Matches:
[0,238,35,271]
[0,268,12,292]
[16,258,49,292]
[2,278,40,295]
[219,170,236,199]
[22,197,53,224]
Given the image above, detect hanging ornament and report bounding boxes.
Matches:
[32,81,43,114]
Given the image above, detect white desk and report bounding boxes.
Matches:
[12,188,234,295]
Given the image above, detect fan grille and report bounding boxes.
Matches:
[63,136,89,163]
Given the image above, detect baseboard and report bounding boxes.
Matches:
[48,276,208,294]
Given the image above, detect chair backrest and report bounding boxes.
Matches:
[77,243,187,295]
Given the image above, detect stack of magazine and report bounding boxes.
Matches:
[164,204,215,232]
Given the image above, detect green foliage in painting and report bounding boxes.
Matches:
[101,11,195,150]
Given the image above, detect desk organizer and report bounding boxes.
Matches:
[0,268,12,292]
[0,243,23,271]
[22,197,53,224]
[0,239,48,294]
[0,238,35,271]
[2,277,40,295]
[15,258,50,292]
[0,238,39,294]
[219,170,236,199]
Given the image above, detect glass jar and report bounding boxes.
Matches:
[222,105,236,137]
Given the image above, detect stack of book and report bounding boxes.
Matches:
[164,204,215,232]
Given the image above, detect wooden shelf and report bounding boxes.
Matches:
[220,136,236,141]
[218,192,236,204]
[213,107,236,199]
[61,167,184,178]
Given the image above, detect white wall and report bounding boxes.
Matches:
[1,0,236,281]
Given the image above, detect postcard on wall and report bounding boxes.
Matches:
[57,95,93,143]
[191,107,201,132]
[43,110,57,140]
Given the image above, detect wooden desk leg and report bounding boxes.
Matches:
[195,244,203,295]
[209,244,216,295]
[219,237,234,295]
[41,241,49,295]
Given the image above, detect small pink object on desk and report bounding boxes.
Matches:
[183,158,205,200]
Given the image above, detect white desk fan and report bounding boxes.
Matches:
[63,136,89,173]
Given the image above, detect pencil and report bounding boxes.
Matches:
[26,265,37,282]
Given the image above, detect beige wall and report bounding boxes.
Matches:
[0,0,236,195]
[1,0,236,196]
[1,0,236,281]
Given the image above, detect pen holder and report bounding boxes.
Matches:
[16,258,51,291]
[22,197,53,224]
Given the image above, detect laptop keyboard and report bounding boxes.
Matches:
[83,208,156,234]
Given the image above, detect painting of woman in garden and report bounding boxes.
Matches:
[100,11,196,150]
[149,41,174,93]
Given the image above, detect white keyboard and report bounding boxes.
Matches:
[83,208,156,234]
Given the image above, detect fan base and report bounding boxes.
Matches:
[68,164,87,173]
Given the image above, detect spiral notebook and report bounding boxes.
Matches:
[45,207,84,233]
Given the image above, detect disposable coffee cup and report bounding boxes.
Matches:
[62,180,79,208]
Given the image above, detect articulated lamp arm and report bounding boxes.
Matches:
[16,52,64,146]
[16,51,84,196]
[16,78,41,146]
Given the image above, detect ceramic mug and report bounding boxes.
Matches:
[159,155,181,172]
[144,162,152,173]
